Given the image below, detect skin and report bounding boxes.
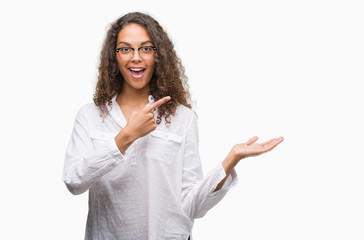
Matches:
[116,23,156,97]
[113,23,284,192]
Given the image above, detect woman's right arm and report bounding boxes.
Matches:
[63,97,171,195]
[63,106,128,195]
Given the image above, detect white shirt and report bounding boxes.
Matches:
[63,95,238,240]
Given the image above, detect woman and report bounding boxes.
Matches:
[63,12,283,240]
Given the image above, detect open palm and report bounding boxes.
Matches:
[233,136,284,161]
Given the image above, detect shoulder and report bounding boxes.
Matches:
[75,102,102,120]
[166,104,197,130]
[175,104,196,121]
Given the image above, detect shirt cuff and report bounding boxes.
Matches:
[192,162,238,218]
[107,138,127,165]
[211,162,238,195]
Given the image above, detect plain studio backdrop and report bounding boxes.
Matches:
[0,0,363,239]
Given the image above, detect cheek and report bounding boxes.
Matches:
[148,60,156,74]
[117,60,128,75]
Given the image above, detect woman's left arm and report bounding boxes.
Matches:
[181,113,284,219]
[181,114,238,219]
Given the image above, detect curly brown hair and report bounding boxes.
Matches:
[93,12,191,125]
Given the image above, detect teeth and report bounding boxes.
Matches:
[130,68,144,72]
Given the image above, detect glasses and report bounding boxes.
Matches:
[115,46,157,60]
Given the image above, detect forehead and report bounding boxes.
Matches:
[117,23,151,44]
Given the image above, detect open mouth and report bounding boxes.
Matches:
[129,67,146,79]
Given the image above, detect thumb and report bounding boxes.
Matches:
[246,136,258,145]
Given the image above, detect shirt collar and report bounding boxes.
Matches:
[108,94,155,128]
[147,95,155,106]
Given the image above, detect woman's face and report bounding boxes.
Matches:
[116,23,156,93]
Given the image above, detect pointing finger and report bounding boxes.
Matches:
[146,96,171,112]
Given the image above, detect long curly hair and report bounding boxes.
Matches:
[93,12,192,125]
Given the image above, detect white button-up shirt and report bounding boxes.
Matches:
[63,95,238,240]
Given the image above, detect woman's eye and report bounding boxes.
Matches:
[121,47,132,53]
[141,47,153,52]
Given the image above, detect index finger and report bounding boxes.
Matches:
[146,96,171,111]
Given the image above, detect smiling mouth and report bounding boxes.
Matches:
[129,67,146,79]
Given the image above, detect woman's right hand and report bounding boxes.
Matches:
[125,96,171,139]
[114,96,171,153]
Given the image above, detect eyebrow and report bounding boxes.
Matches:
[117,40,154,46]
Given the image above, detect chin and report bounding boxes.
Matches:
[130,81,150,90]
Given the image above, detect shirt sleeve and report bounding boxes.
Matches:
[63,105,126,195]
[181,113,238,219]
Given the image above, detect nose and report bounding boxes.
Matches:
[130,49,142,62]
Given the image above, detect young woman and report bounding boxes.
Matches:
[63,12,283,240]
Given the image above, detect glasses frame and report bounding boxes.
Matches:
[115,46,158,59]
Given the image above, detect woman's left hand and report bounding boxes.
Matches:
[216,136,284,192]
[223,136,284,169]
[230,136,284,162]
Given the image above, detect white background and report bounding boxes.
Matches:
[1,0,363,239]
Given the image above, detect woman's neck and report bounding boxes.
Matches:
[116,86,150,108]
